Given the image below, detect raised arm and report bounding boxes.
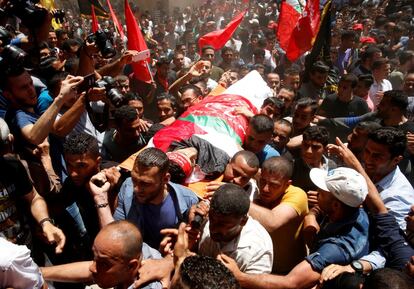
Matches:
[21,75,83,145]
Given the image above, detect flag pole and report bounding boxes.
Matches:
[145,61,154,82]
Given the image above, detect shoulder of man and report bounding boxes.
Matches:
[168,182,199,201]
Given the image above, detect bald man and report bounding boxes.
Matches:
[41,221,162,289]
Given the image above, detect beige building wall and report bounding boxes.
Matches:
[140,0,203,13]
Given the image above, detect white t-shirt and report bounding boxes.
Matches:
[0,238,44,289]
[199,217,273,274]
[368,79,392,109]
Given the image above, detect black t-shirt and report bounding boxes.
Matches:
[60,178,100,241]
[291,156,337,193]
[0,155,33,244]
[319,94,370,118]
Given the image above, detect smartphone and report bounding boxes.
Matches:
[132,50,150,62]
[77,73,96,93]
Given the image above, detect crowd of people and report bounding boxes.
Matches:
[1,0,414,288]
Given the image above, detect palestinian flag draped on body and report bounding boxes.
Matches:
[277,0,321,61]
[198,10,246,53]
[148,71,272,157]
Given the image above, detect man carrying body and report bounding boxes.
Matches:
[249,157,308,274]
[219,167,370,289]
[89,147,198,249]
[198,184,273,274]
[244,114,280,165]
[205,150,260,198]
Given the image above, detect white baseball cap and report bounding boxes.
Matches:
[309,167,368,207]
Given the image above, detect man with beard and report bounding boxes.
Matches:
[218,167,369,289]
[198,183,273,274]
[89,147,198,250]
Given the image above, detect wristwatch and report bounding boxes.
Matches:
[351,260,364,275]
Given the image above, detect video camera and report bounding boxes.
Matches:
[95,76,125,108]
[86,30,116,59]
[0,26,12,47]
[0,44,27,74]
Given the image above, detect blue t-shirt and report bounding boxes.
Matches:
[141,194,178,249]
[114,179,199,249]
[256,144,280,166]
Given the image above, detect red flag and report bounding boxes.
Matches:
[284,0,321,61]
[106,0,124,40]
[277,0,301,51]
[124,0,152,83]
[198,10,246,54]
[91,5,99,33]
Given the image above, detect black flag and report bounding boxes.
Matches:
[78,0,108,17]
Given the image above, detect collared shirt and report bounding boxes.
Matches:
[306,208,370,272]
[375,166,414,231]
[198,217,273,274]
[360,167,414,270]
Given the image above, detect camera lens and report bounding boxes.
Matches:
[95,77,125,108]
[107,88,124,107]
[94,30,116,59]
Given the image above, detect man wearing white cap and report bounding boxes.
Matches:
[218,167,370,289]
